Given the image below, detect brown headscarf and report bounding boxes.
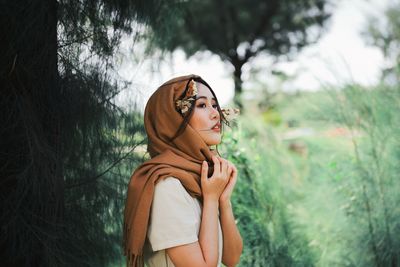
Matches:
[122,74,216,267]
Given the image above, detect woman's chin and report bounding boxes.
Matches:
[206,137,222,146]
[199,131,221,147]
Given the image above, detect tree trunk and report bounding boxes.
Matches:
[0,0,64,266]
[232,60,244,108]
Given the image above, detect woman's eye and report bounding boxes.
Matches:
[196,103,218,109]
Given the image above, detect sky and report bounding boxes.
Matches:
[274,0,390,92]
[115,0,390,109]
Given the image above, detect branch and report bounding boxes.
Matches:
[58,33,95,49]
[228,3,239,51]
[66,139,146,189]
[241,1,280,62]
[249,1,279,46]
[216,0,231,54]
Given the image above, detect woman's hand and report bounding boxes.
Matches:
[169,155,229,267]
[217,158,237,205]
[201,156,230,202]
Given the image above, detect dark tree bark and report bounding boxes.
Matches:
[0,0,64,265]
[232,61,244,108]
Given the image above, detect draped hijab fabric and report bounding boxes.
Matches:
[123,74,215,267]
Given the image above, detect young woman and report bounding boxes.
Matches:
[123,74,243,267]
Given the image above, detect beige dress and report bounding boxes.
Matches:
[143,177,223,267]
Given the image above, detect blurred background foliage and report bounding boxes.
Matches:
[1,0,399,266]
[148,0,332,106]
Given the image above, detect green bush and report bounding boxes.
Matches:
[331,84,400,266]
[221,114,316,267]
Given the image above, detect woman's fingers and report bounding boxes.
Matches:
[228,163,234,178]
[210,156,237,186]
[230,162,237,177]
[225,161,238,188]
[219,158,228,178]
[212,156,221,176]
[201,161,208,182]
[216,157,232,176]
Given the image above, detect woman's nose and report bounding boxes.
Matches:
[210,106,219,119]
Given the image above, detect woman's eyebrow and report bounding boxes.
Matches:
[195,96,216,101]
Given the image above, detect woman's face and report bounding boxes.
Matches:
[189,82,221,146]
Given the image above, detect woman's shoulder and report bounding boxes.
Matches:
[154,177,188,197]
[155,176,184,190]
[154,177,196,204]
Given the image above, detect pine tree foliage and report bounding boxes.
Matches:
[1,0,175,266]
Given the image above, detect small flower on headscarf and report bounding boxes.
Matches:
[176,98,194,113]
[186,80,198,98]
[221,107,240,121]
[175,79,198,115]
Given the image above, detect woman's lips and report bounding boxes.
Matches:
[211,122,221,132]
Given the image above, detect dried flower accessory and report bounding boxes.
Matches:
[175,79,240,121]
[185,79,198,97]
[221,107,240,121]
[175,79,198,114]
